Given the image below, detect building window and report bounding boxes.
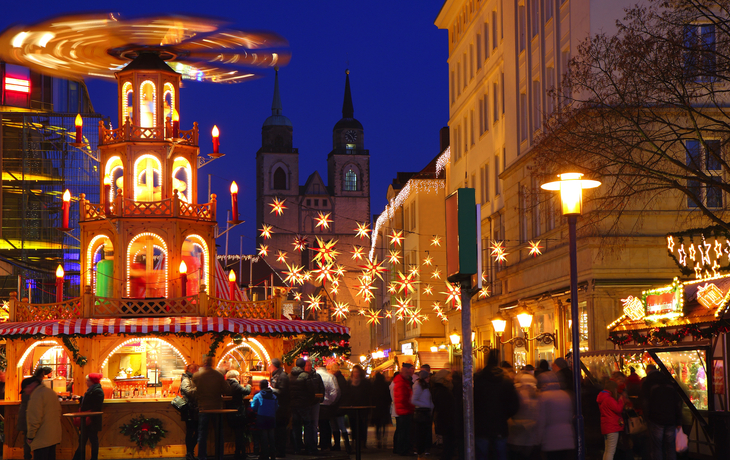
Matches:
[484,164,490,203]
[457,63,461,97]
[561,50,571,102]
[273,167,287,190]
[532,0,540,38]
[492,11,498,48]
[532,80,541,132]
[494,154,500,196]
[323,199,328,206]
[306,199,311,206]
[520,185,529,243]
[545,0,553,21]
[484,23,490,58]
[463,116,468,153]
[470,109,475,145]
[463,53,468,88]
[519,6,526,52]
[546,67,555,115]
[477,34,482,67]
[480,94,489,134]
[686,139,723,208]
[451,70,455,105]
[470,44,475,80]
[520,93,528,142]
[684,23,716,82]
[501,72,505,114]
[314,199,319,207]
[344,168,358,191]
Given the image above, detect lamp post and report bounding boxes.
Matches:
[541,172,600,460]
[491,310,557,351]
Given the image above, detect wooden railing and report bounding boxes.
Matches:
[79,193,216,222]
[93,295,199,317]
[208,297,277,319]
[16,297,82,321]
[98,120,199,146]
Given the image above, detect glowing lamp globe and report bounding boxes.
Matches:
[359,355,366,363]
[56,265,64,278]
[516,310,534,330]
[449,330,461,345]
[540,173,601,216]
[430,345,438,352]
[179,260,188,274]
[491,315,507,335]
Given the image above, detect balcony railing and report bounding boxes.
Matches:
[93,295,199,317]
[99,120,199,146]
[207,297,277,319]
[16,297,83,321]
[78,193,216,222]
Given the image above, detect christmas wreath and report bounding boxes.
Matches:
[119,415,167,450]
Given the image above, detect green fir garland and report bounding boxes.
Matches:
[119,415,167,450]
[608,320,730,346]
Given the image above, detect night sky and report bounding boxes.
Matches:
[2,1,449,255]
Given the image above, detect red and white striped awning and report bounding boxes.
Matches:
[214,261,248,301]
[0,317,348,338]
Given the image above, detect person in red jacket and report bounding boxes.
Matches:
[393,363,415,455]
[597,380,626,460]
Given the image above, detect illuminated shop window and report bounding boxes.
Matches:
[139,80,156,128]
[181,234,209,295]
[134,154,162,202]
[218,341,269,373]
[19,341,73,394]
[172,157,192,202]
[105,156,124,203]
[101,338,187,394]
[127,232,168,298]
[87,235,114,296]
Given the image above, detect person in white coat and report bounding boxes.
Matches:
[316,363,341,450]
[25,379,62,460]
[411,370,434,460]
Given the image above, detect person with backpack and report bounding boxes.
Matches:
[640,366,682,460]
[252,380,279,460]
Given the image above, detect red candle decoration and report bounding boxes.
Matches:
[230,181,239,222]
[179,260,188,297]
[172,109,180,138]
[228,270,236,300]
[103,175,112,216]
[212,125,220,154]
[61,189,71,229]
[74,114,83,144]
[55,265,64,303]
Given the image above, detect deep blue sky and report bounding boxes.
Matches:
[2,1,448,254]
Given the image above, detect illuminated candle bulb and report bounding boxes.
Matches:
[61,189,71,229]
[179,260,188,297]
[74,114,83,144]
[172,109,179,138]
[229,269,236,301]
[55,265,64,303]
[230,181,239,222]
[212,125,220,154]
[103,175,112,216]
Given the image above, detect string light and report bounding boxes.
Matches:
[435,146,450,177]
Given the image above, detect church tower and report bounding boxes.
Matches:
[328,70,370,230]
[257,69,299,264]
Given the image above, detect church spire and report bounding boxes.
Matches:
[272,66,283,116]
[342,69,354,119]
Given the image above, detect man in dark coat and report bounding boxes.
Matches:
[289,358,317,454]
[269,358,290,457]
[552,357,574,393]
[474,349,519,458]
[194,356,231,460]
[72,373,105,460]
[226,370,252,460]
[641,366,683,460]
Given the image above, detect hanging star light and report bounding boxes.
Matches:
[276,251,287,263]
[712,260,721,277]
[315,212,332,230]
[292,235,308,252]
[694,263,703,279]
[442,281,462,309]
[423,255,433,266]
[365,309,382,325]
[269,198,287,216]
[431,235,442,247]
[406,307,424,326]
[302,271,313,282]
[394,297,413,318]
[700,238,712,265]
[678,245,687,265]
[423,284,433,295]
[528,240,542,257]
[431,268,442,280]
[667,235,675,252]
[478,286,491,299]
[334,265,346,277]
[409,266,420,277]
[293,291,302,301]
[389,230,404,247]
[482,271,488,282]
[258,244,269,257]
[358,309,367,316]
[432,301,442,311]
[715,239,724,259]
[356,276,376,302]
[387,283,398,294]
[388,249,401,265]
[283,263,305,286]
[355,222,372,240]
[305,294,323,311]
[395,271,416,294]
[312,237,340,265]
[313,264,336,283]
[332,302,349,321]
[260,224,273,239]
[689,244,696,261]
[351,246,365,261]
[360,257,387,280]
[329,284,339,295]
[384,309,393,319]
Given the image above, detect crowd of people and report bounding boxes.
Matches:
[12,351,687,460]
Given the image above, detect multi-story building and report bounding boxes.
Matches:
[0,61,103,302]
[435,0,681,366]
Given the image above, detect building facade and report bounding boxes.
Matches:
[435,0,685,366]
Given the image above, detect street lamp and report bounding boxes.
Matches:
[541,172,600,460]
[449,329,461,346]
[492,310,557,349]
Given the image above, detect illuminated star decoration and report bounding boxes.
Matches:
[423,255,433,266]
[478,286,491,299]
[395,271,416,294]
[528,240,542,257]
[431,235,442,247]
[292,235,308,252]
[387,283,398,294]
[389,230,404,247]
[276,251,287,263]
[384,310,393,319]
[713,260,721,277]
[312,237,340,265]
[409,266,420,277]
[258,244,269,257]
[356,275,376,302]
[351,246,365,261]
[260,224,273,239]
[283,263,305,286]
[305,294,323,312]
[678,245,687,265]
[432,301,442,312]
[355,222,372,240]
[406,307,425,326]
[715,239,724,259]
[360,257,387,280]
[388,249,401,265]
[334,265,346,277]
[700,238,712,265]
[332,302,349,320]
[423,284,433,295]
[667,235,675,252]
[431,268,442,280]
[269,198,287,216]
[315,212,332,230]
[694,263,703,279]
[313,263,336,283]
[688,244,696,261]
[442,281,462,310]
[293,291,302,301]
[491,241,508,263]
[365,309,382,325]
[394,297,413,318]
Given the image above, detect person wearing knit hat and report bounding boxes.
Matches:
[72,374,105,460]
